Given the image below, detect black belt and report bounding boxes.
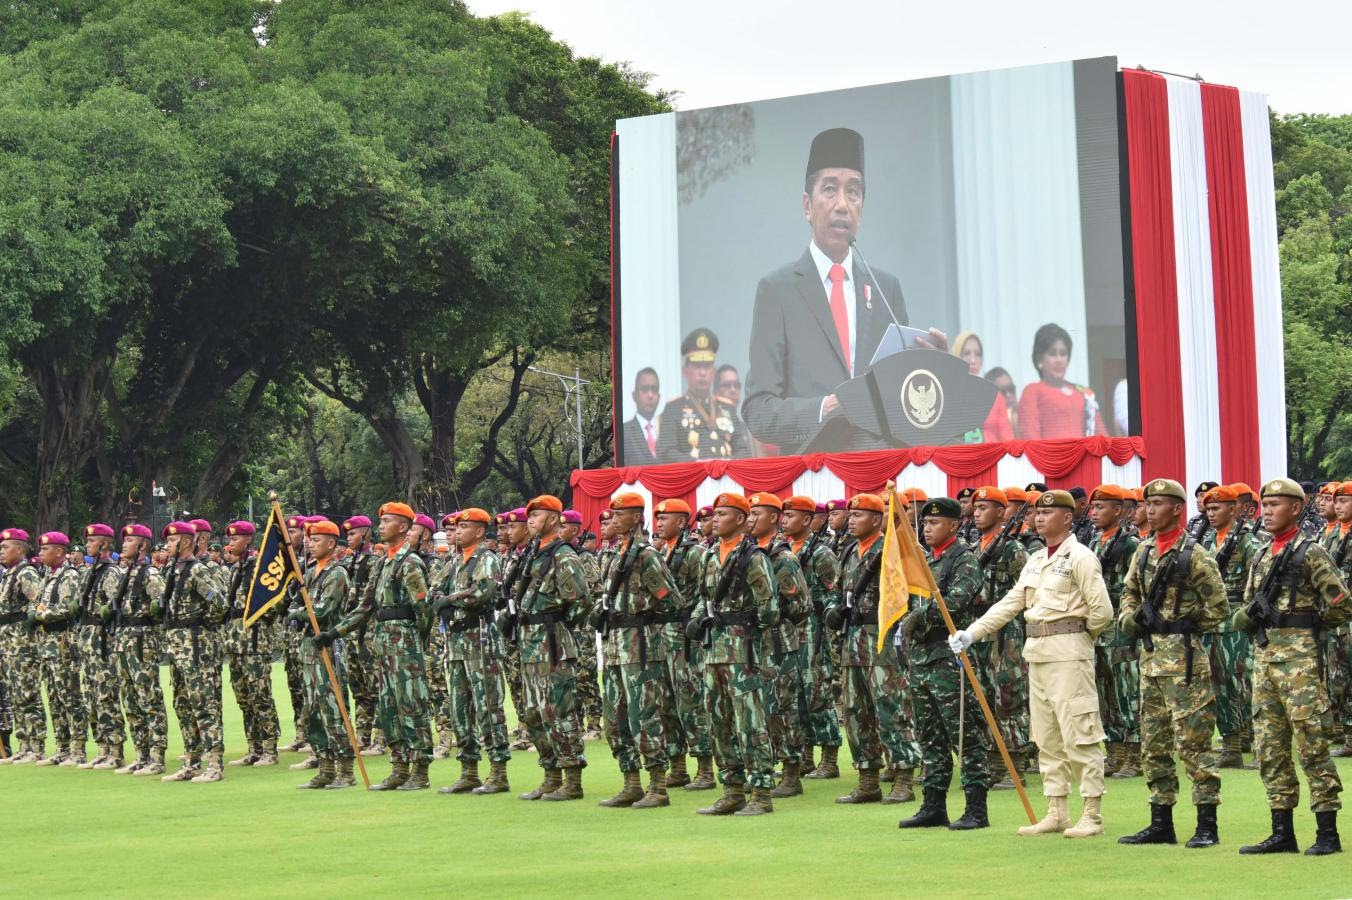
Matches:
[119,617,157,627]
[376,605,416,622]
[447,612,490,633]
[714,609,758,628]
[164,617,205,629]
[608,613,660,629]
[78,615,105,627]
[519,611,566,626]
[40,619,73,633]
[1271,612,1321,629]
[649,610,689,625]
[0,611,25,625]
[846,607,876,627]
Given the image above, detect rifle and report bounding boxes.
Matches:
[1187,513,1210,542]
[700,536,752,649]
[1131,551,1179,653]
[498,537,538,642]
[1246,541,1295,649]
[598,524,643,638]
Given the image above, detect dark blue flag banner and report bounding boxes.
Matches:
[243,501,300,628]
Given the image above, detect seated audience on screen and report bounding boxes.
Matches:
[984,367,1019,437]
[1017,323,1105,439]
[622,367,662,465]
[951,330,1013,443]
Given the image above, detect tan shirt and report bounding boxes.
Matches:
[969,535,1112,662]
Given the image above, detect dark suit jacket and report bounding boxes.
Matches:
[743,247,908,454]
[622,416,660,467]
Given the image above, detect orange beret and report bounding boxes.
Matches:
[308,520,340,537]
[901,487,928,505]
[527,495,564,514]
[1130,487,1145,502]
[848,493,885,513]
[654,498,692,516]
[459,508,492,524]
[1318,482,1339,496]
[972,486,1007,507]
[1090,484,1128,502]
[1334,482,1352,497]
[379,502,416,522]
[1203,485,1238,504]
[748,492,783,510]
[783,495,817,513]
[1026,490,1043,505]
[609,492,645,511]
[714,492,751,514]
[1228,483,1256,500]
[1001,486,1028,504]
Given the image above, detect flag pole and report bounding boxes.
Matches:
[888,486,1037,825]
[270,492,371,789]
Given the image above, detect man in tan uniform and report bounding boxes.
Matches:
[950,490,1114,838]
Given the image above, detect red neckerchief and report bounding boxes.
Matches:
[1269,526,1300,556]
[1154,526,1183,556]
[855,532,881,557]
[929,536,957,558]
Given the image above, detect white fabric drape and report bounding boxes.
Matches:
[695,474,742,510]
[896,461,949,500]
[1101,454,1142,490]
[791,468,847,502]
[996,454,1045,489]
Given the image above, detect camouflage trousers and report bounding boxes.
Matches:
[446,653,511,764]
[0,624,46,746]
[344,626,380,745]
[36,629,85,749]
[805,616,842,748]
[704,661,775,789]
[659,626,712,759]
[602,660,668,771]
[1204,625,1253,738]
[1140,662,1221,806]
[284,625,306,733]
[1094,624,1141,743]
[1325,624,1352,729]
[0,679,10,733]
[113,628,168,752]
[426,627,453,740]
[228,650,280,750]
[77,625,124,746]
[767,645,808,766]
[973,627,1031,751]
[574,625,602,722]
[504,643,525,730]
[369,622,433,765]
[298,641,351,759]
[1254,652,1343,812]
[911,656,993,791]
[520,658,586,770]
[841,662,921,771]
[164,626,224,755]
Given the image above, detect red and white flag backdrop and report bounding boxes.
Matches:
[572,69,1282,526]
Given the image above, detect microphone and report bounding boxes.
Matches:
[849,238,905,331]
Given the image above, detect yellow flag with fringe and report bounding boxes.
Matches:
[877,491,938,653]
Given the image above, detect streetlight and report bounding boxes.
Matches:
[527,365,591,471]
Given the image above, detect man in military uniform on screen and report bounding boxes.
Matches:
[657,328,749,463]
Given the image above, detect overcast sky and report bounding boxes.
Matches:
[467,0,1351,115]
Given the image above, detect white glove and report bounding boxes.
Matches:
[948,630,974,655]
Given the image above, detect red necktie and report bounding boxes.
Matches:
[645,422,656,456]
[828,263,850,370]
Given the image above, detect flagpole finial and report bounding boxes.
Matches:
[268,490,278,501]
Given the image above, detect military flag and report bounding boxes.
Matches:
[876,490,936,652]
[243,502,300,628]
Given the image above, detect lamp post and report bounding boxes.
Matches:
[527,365,591,471]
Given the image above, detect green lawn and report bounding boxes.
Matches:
[4,666,1349,898]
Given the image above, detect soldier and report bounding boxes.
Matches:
[826,499,852,557]
[956,487,979,546]
[969,487,1031,787]
[222,521,282,767]
[684,492,779,815]
[1326,482,1352,758]
[340,516,383,756]
[1200,485,1262,769]
[432,508,511,795]
[73,523,125,770]
[1132,486,1150,536]
[1121,489,1141,538]
[782,495,844,781]
[1188,481,1220,541]
[508,494,592,802]
[158,521,229,783]
[280,514,310,753]
[1003,487,1045,554]
[109,524,169,776]
[695,505,716,547]
[1069,487,1096,545]
[26,532,85,767]
[320,502,434,791]
[562,509,604,742]
[651,498,715,791]
[1118,478,1228,848]
[1316,483,1340,550]
[899,497,993,830]
[950,489,1114,838]
[1232,477,1349,856]
[1088,485,1142,779]
[657,328,750,463]
[824,493,921,806]
[423,515,455,762]
[288,520,354,789]
[498,508,533,752]
[1232,484,1262,538]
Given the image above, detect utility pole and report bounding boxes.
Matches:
[528,365,591,471]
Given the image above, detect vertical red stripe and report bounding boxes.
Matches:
[1122,71,1186,483]
[1200,85,1261,488]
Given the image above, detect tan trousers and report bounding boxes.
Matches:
[1029,658,1106,799]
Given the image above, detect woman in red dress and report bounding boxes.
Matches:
[1017,323,1105,439]
[951,331,1013,443]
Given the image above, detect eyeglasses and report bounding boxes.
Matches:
[720,380,741,390]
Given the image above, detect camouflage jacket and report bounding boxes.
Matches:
[1203,525,1262,606]
[339,550,378,619]
[301,558,350,649]
[1327,525,1352,586]
[829,535,900,668]
[598,533,679,666]
[159,557,228,627]
[763,539,810,657]
[0,561,43,621]
[32,563,81,624]
[1119,533,1227,677]
[435,545,503,661]
[793,534,841,617]
[693,537,778,666]
[1237,532,1350,664]
[1318,523,1341,554]
[517,537,590,665]
[335,543,430,638]
[74,557,121,624]
[906,541,982,665]
[1090,527,1140,610]
[974,531,1029,632]
[575,548,603,600]
[659,537,707,613]
[108,559,164,625]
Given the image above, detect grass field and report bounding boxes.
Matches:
[4,667,1350,899]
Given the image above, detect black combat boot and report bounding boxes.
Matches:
[1119,803,1177,844]
[1304,811,1341,857]
[898,787,950,829]
[948,786,989,830]
[1239,808,1299,854]
[1185,804,1219,848]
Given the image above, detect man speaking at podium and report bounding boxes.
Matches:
[743,127,944,455]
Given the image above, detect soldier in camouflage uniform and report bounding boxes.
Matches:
[280,515,310,753]
[157,521,230,783]
[1199,485,1262,769]
[1118,479,1228,848]
[824,493,921,806]
[109,524,169,776]
[969,487,1031,787]
[783,496,844,781]
[746,493,812,800]
[685,492,780,815]
[1232,477,1350,856]
[508,494,593,802]
[222,521,282,768]
[956,487,979,546]
[1087,485,1142,778]
[0,530,43,765]
[1322,482,1352,758]
[73,524,125,769]
[497,509,533,752]
[290,520,355,789]
[411,513,454,759]
[591,493,680,809]
[562,510,604,741]
[323,502,434,791]
[899,498,993,830]
[28,532,86,767]
[431,508,512,796]
[340,516,383,756]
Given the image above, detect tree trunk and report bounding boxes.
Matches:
[188,369,276,513]
[26,351,114,532]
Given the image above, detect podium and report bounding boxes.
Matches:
[802,348,997,453]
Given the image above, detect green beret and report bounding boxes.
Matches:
[1260,477,1305,501]
[922,497,962,520]
[1035,490,1076,511]
[1143,478,1187,502]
